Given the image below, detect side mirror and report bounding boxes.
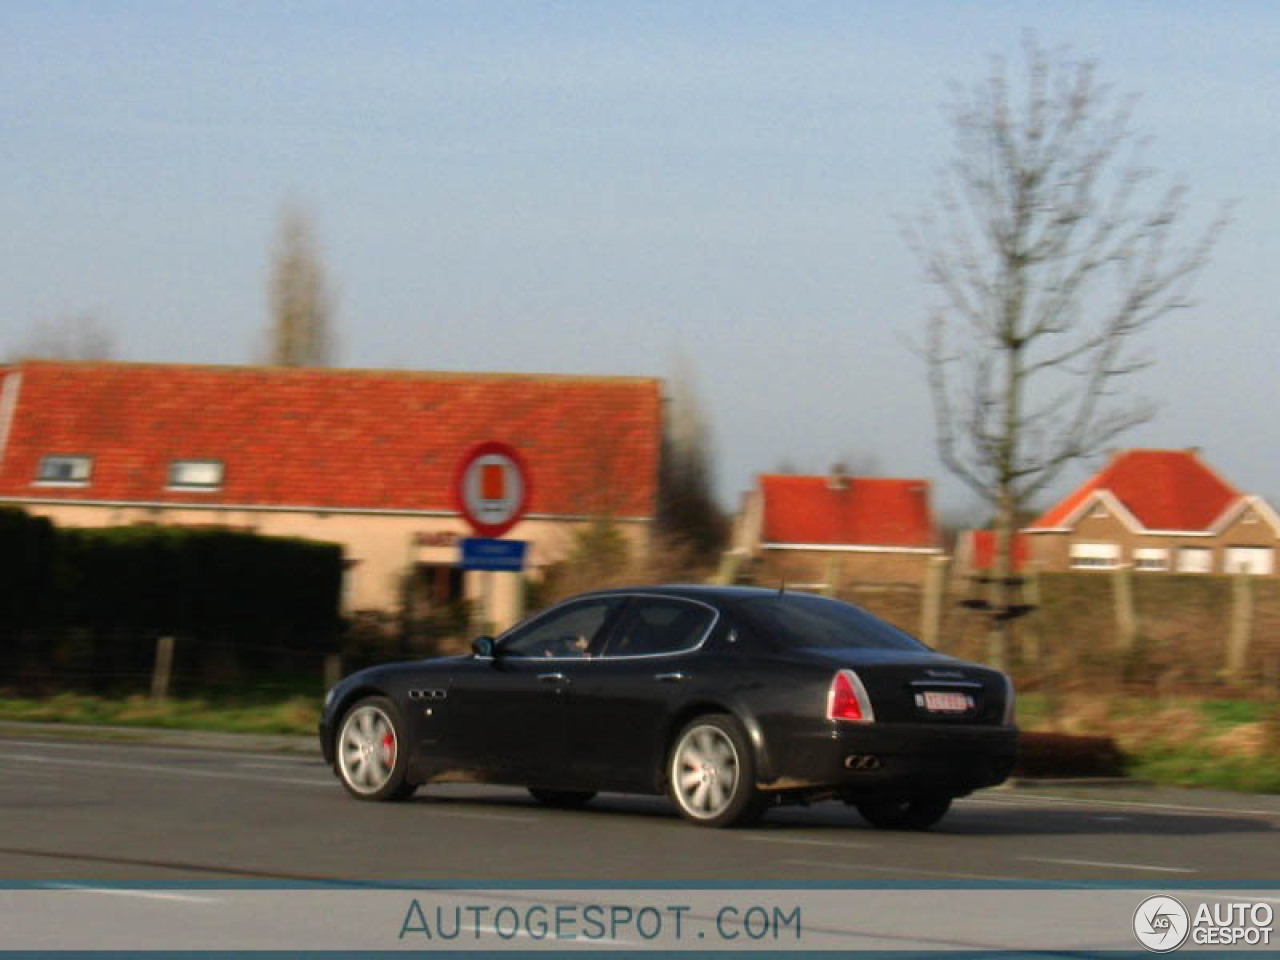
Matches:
[471,635,496,659]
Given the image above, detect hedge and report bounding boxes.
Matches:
[0,508,55,629]
[0,509,343,692]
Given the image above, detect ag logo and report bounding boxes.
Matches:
[1133,895,1190,952]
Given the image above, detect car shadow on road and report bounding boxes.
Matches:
[409,787,1276,838]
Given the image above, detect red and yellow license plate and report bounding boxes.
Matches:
[921,690,973,713]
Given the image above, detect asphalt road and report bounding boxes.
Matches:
[1,734,1278,884]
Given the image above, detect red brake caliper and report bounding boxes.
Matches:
[381,731,395,765]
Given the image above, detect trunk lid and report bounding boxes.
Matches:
[801,648,1010,725]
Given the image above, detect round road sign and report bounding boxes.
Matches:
[452,441,531,538]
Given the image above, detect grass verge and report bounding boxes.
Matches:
[1019,692,1280,793]
[0,691,320,735]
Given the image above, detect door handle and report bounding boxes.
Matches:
[654,672,687,683]
[538,672,568,684]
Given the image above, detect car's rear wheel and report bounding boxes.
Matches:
[854,794,951,830]
[528,788,596,808]
[668,714,766,828]
[335,696,415,802]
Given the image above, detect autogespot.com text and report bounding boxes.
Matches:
[398,898,803,945]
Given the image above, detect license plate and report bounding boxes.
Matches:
[919,690,973,713]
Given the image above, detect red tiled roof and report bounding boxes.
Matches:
[1027,449,1239,532]
[0,361,661,518]
[759,474,939,548]
[963,530,1029,571]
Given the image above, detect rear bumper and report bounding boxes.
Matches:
[762,721,1017,797]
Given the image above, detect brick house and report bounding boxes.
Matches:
[0,360,662,627]
[733,471,944,587]
[1022,449,1280,575]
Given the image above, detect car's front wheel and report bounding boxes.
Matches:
[667,714,766,828]
[854,794,952,830]
[335,696,415,802]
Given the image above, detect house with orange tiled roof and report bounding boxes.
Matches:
[0,360,662,626]
[732,468,944,587]
[1022,449,1279,575]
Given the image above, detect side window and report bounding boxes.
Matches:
[603,598,714,658]
[499,599,620,659]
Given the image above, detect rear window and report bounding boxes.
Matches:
[740,594,925,652]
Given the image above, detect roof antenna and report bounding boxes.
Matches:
[778,578,786,596]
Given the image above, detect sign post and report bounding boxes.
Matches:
[452,442,531,632]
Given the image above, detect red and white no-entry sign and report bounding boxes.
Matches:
[452,441,531,538]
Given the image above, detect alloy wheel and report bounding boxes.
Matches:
[671,723,741,820]
[337,704,399,795]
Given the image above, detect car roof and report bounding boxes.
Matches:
[572,584,822,604]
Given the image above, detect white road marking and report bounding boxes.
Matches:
[0,737,316,765]
[972,792,1280,820]
[1018,856,1195,874]
[784,859,1043,883]
[50,884,218,903]
[0,752,329,789]
[743,835,877,851]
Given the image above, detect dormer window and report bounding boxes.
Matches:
[168,460,224,490]
[36,455,92,485]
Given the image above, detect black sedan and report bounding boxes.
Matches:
[319,586,1016,829]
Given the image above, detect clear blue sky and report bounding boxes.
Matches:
[3,2,1276,516]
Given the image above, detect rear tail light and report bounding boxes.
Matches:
[827,669,875,724]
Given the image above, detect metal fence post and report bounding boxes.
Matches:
[1112,564,1137,654]
[151,635,175,700]
[920,555,950,651]
[1225,572,1254,680]
[323,654,342,691]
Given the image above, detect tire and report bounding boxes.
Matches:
[667,714,766,828]
[528,788,596,809]
[334,695,416,802]
[855,794,952,830]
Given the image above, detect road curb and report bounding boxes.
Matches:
[1002,776,1150,789]
[0,720,320,756]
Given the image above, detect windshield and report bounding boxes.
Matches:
[740,594,926,652]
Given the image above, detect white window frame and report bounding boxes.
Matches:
[1133,547,1169,572]
[167,459,224,491]
[1070,542,1121,570]
[35,454,93,486]
[1176,547,1213,574]
[1223,547,1275,576]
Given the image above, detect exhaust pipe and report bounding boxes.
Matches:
[844,754,881,771]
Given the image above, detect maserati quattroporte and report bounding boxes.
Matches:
[319,586,1016,829]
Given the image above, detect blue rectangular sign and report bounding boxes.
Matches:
[460,537,528,572]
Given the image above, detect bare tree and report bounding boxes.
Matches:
[8,313,115,361]
[657,356,726,565]
[265,201,336,367]
[770,451,880,477]
[907,35,1227,666]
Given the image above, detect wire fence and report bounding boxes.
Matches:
[0,609,475,700]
